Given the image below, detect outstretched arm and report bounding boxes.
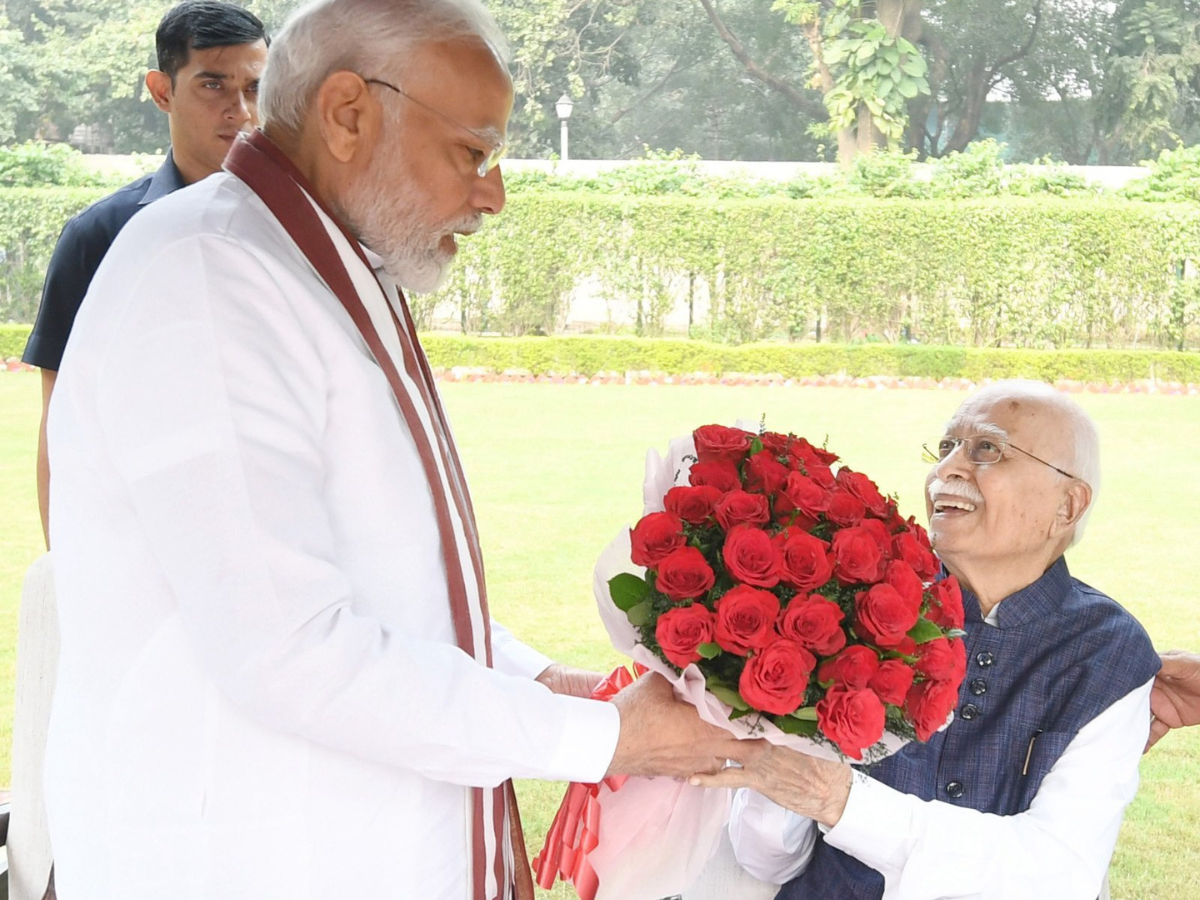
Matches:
[1147,650,1200,749]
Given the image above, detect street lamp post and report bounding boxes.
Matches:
[555,93,574,161]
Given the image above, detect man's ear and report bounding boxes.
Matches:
[145,70,173,113]
[1056,479,1092,533]
[315,71,378,164]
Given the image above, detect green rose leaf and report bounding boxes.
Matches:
[697,641,723,659]
[708,683,750,711]
[907,617,945,644]
[773,715,819,736]
[626,599,653,627]
[789,706,820,721]
[609,572,650,612]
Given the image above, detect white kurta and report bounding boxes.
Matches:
[44,172,620,900]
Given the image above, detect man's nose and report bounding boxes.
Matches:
[933,442,972,480]
[472,164,505,216]
[227,92,252,126]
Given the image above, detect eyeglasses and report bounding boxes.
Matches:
[922,436,1078,480]
[364,77,506,178]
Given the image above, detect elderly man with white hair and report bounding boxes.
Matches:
[41,1,746,899]
[696,380,1160,900]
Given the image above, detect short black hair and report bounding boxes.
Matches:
[156,1,268,82]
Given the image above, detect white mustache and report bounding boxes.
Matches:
[927,477,984,505]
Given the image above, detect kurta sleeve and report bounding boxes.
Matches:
[728,680,1152,899]
[90,232,619,789]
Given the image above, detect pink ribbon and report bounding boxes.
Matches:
[532,665,644,900]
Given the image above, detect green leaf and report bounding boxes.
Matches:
[609,572,649,612]
[789,706,820,720]
[773,715,819,736]
[626,600,653,627]
[907,617,945,644]
[708,682,750,711]
[697,641,723,659]
[898,79,920,99]
[901,57,928,77]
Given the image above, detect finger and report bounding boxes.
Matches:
[1146,717,1170,751]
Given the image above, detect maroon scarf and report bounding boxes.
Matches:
[225,129,531,900]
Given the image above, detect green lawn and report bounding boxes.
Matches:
[2,375,1198,898]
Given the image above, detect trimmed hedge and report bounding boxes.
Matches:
[5,323,1196,383]
[5,185,1200,353]
[425,193,1200,350]
[422,336,1200,384]
[1,322,29,359]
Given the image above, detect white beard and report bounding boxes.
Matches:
[338,156,480,294]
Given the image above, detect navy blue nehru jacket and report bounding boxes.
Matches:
[22,151,186,371]
[777,556,1160,900]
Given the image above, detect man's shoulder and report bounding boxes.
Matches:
[58,170,162,250]
[1063,576,1159,672]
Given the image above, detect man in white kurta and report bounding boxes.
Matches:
[42,2,744,897]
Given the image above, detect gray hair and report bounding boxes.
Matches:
[259,0,509,135]
[964,379,1101,546]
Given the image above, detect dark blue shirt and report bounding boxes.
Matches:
[22,152,186,370]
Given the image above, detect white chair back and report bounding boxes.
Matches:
[8,554,58,900]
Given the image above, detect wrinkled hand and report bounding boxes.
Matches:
[605,672,750,779]
[1147,650,1200,751]
[687,742,852,828]
[536,663,607,699]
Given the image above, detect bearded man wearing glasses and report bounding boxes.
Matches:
[41,1,748,898]
[696,380,1160,900]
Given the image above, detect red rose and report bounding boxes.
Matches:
[915,637,967,685]
[738,638,817,715]
[714,584,781,655]
[884,559,925,610]
[715,490,772,531]
[825,489,867,527]
[855,583,921,648]
[664,485,723,526]
[818,645,880,689]
[793,437,840,469]
[835,469,889,517]
[927,577,965,630]
[781,472,830,519]
[869,659,916,706]
[655,604,716,669]
[693,424,753,465]
[745,451,791,495]
[817,687,886,760]
[760,431,796,458]
[779,593,847,656]
[859,518,893,554]
[806,463,836,488]
[773,495,819,532]
[776,531,835,593]
[831,526,886,585]
[722,524,782,588]
[630,512,687,568]
[688,461,742,493]
[893,531,939,580]
[906,679,959,741]
[654,547,716,600]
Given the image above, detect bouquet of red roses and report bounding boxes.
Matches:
[535,424,967,900]
[612,423,967,759]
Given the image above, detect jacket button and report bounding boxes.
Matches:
[970,678,988,696]
[961,703,980,720]
[946,781,965,799]
[976,651,996,668]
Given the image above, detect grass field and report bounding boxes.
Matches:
[2,374,1198,898]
